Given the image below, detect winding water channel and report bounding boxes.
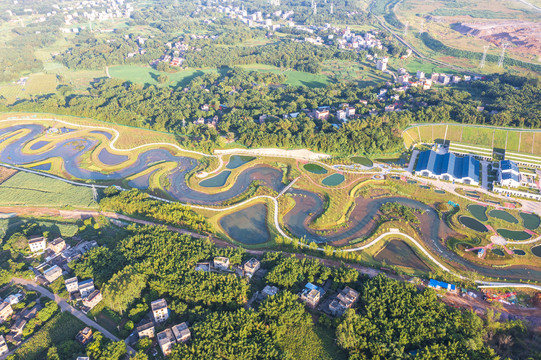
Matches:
[1,123,540,282]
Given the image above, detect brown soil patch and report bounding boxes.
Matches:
[0,166,17,184]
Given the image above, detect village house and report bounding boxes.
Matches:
[48,237,66,253]
[137,321,155,339]
[243,258,261,278]
[328,286,360,316]
[78,279,95,298]
[65,277,79,293]
[213,257,230,271]
[346,107,356,117]
[0,302,13,322]
[172,322,191,343]
[43,265,63,283]
[76,327,93,345]
[157,328,175,356]
[257,285,279,302]
[336,109,347,121]
[3,293,23,305]
[151,298,169,323]
[299,283,325,308]
[28,236,47,253]
[0,335,8,357]
[83,290,102,309]
[314,109,330,121]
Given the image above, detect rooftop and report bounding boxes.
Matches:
[28,236,46,244]
[151,298,168,311]
[416,150,479,182]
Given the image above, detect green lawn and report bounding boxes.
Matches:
[0,171,97,208]
[108,65,219,88]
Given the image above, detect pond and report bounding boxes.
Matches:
[488,209,518,224]
[303,163,328,174]
[496,229,532,241]
[520,212,540,230]
[199,171,231,187]
[90,130,113,140]
[98,148,129,166]
[29,163,51,171]
[435,190,445,194]
[468,204,488,222]
[374,239,430,272]
[127,169,159,190]
[459,216,488,232]
[512,249,526,256]
[29,140,49,151]
[226,155,255,169]
[321,173,345,186]
[491,248,505,256]
[532,246,541,258]
[219,203,270,244]
[351,156,373,167]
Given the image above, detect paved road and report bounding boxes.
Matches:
[11,278,136,356]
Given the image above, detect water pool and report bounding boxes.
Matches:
[199,171,232,187]
[468,205,488,222]
[219,203,270,244]
[303,163,328,174]
[488,209,518,224]
[497,229,531,241]
[459,216,489,232]
[321,173,345,186]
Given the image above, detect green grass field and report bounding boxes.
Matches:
[0,73,58,102]
[109,65,219,88]
[404,124,541,156]
[0,171,97,208]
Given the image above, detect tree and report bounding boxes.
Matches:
[102,265,146,315]
[157,74,168,84]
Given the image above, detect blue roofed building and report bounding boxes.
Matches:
[498,160,521,188]
[415,150,480,185]
[428,279,456,292]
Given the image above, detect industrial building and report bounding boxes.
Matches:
[415,150,480,185]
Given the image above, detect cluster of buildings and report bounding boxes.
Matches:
[0,289,41,346]
[195,256,261,279]
[333,28,383,51]
[298,282,360,317]
[65,277,102,311]
[133,299,192,357]
[61,0,134,27]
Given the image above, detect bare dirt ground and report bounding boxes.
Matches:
[0,166,17,184]
[454,21,541,59]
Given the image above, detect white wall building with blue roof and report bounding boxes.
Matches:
[415,150,480,185]
[498,160,521,188]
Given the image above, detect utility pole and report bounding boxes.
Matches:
[498,43,508,68]
[479,45,489,68]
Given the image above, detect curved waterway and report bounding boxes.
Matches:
[1,123,540,282]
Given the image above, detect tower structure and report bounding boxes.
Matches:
[479,45,489,68]
[498,43,508,68]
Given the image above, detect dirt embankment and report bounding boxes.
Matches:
[453,21,541,58]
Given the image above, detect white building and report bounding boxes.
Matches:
[78,279,95,298]
[151,298,169,323]
[376,57,388,71]
[43,265,63,283]
[498,160,521,188]
[28,236,47,252]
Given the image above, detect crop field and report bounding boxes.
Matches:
[0,73,58,103]
[109,65,219,88]
[0,171,97,208]
[403,124,541,156]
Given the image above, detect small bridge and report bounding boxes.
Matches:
[277,177,301,198]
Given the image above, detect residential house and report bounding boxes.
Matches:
[48,237,66,253]
[0,302,13,322]
[28,236,47,252]
[0,335,8,357]
[428,279,457,293]
[336,110,347,121]
[328,286,359,316]
[10,318,27,335]
[398,74,410,84]
[76,357,90,360]
[65,277,79,293]
[438,74,450,85]
[82,290,102,309]
[78,279,95,298]
[430,73,440,82]
[151,298,169,323]
[4,293,23,305]
[384,104,396,112]
[172,322,191,343]
[157,328,175,356]
[315,110,330,121]
[243,258,261,278]
[76,327,93,345]
[498,160,521,188]
[195,262,211,272]
[257,285,279,302]
[299,283,324,308]
[376,57,388,71]
[346,107,356,117]
[416,70,425,79]
[43,265,63,283]
[213,257,230,271]
[137,321,155,339]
